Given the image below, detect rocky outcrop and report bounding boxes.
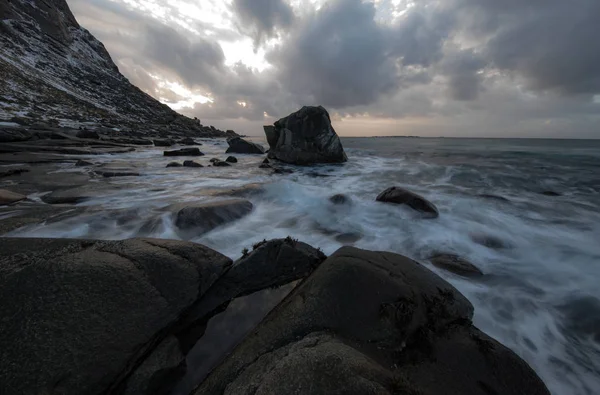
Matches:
[429,253,483,277]
[226,137,265,154]
[0,237,231,395]
[172,200,253,235]
[263,106,347,165]
[164,148,204,157]
[376,186,439,218]
[195,246,550,395]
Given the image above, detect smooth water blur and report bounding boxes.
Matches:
[8,137,600,395]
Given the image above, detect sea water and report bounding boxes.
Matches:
[8,137,600,395]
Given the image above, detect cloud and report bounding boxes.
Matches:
[232,0,295,49]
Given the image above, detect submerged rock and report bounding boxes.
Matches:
[164,148,204,157]
[329,194,351,205]
[0,189,26,205]
[376,186,439,218]
[541,191,561,196]
[471,233,511,249]
[166,162,182,168]
[226,156,238,163]
[429,253,484,277]
[183,160,203,168]
[0,237,231,395]
[195,246,550,395]
[154,139,173,147]
[259,163,272,169]
[226,137,265,154]
[180,137,201,146]
[172,199,253,235]
[263,106,347,165]
[213,160,231,167]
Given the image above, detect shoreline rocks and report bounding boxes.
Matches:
[225,137,264,154]
[376,186,439,218]
[172,199,253,235]
[164,148,204,157]
[263,106,347,165]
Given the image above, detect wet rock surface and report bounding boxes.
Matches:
[376,186,439,218]
[164,148,204,157]
[225,137,265,154]
[171,199,254,236]
[429,253,484,277]
[0,189,27,205]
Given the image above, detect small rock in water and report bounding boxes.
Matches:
[259,163,272,169]
[76,160,93,167]
[262,158,270,164]
[183,160,203,168]
[209,158,221,163]
[272,167,293,174]
[173,199,253,234]
[226,136,265,154]
[329,194,351,205]
[164,148,204,157]
[213,161,231,167]
[166,162,182,168]
[154,139,173,147]
[0,189,27,205]
[541,191,561,196]
[471,233,511,249]
[376,186,439,218]
[225,156,237,163]
[429,253,484,277]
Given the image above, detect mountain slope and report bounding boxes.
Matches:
[0,0,226,136]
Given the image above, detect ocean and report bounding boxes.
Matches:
[8,136,600,395]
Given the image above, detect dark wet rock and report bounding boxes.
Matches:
[75,159,93,166]
[0,168,29,177]
[259,163,272,169]
[183,160,203,168]
[154,139,173,147]
[264,106,347,165]
[76,129,100,139]
[177,238,327,351]
[41,185,108,204]
[209,158,220,163]
[272,167,294,174]
[329,194,351,205]
[195,246,549,395]
[96,171,140,178]
[211,183,265,198]
[479,194,510,202]
[112,137,154,146]
[471,233,511,249]
[376,186,439,218]
[225,156,237,163]
[541,191,561,196]
[0,237,230,395]
[0,129,33,143]
[164,148,204,157]
[172,199,253,235]
[166,162,182,168]
[429,253,484,278]
[334,232,362,244]
[0,189,26,205]
[225,136,265,154]
[213,160,231,167]
[180,137,201,146]
[262,158,270,164]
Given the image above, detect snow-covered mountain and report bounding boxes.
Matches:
[0,0,226,136]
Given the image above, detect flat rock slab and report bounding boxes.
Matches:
[0,238,231,395]
[0,189,27,205]
[171,199,253,236]
[429,253,484,277]
[195,246,550,395]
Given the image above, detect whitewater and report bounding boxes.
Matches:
[7,136,600,395]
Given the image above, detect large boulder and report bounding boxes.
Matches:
[376,186,439,218]
[0,238,231,395]
[226,137,265,154]
[195,246,550,395]
[263,106,347,165]
[172,199,253,235]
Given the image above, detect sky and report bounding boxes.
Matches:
[67,0,600,138]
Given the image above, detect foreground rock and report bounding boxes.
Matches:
[429,253,484,277]
[0,189,26,205]
[225,137,265,154]
[172,199,253,235]
[376,186,439,218]
[164,148,204,157]
[183,160,203,168]
[196,246,550,395]
[0,238,231,395]
[264,106,347,165]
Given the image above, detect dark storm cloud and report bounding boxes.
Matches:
[441,49,487,101]
[232,0,294,49]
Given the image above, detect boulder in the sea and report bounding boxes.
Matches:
[226,137,265,154]
[263,106,347,165]
[195,246,550,395]
[179,137,201,146]
[329,194,351,205]
[172,199,253,235]
[76,129,100,139]
[166,162,182,168]
[541,191,561,197]
[0,237,231,395]
[471,233,511,249]
[183,160,203,168]
[376,186,439,218]
[213,160,231,167]
[164,148,204,157]
[226,156,238,163]
[154,139,173,147]
[0,189,26,205]
[429,253,483,277]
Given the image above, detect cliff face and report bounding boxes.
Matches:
[0,0,224,135]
